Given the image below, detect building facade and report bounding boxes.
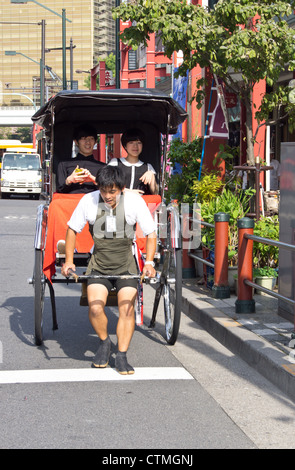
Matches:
[94,0,116,61]
[0,0,116,108]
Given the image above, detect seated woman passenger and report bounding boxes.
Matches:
[108,128,158,195]
[56,124,105,193]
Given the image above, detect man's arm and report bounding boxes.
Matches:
[61,227,77,277]
[142,231,157,278]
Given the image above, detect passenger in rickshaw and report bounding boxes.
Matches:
[61,165,157,375]
[108,128,158,195]
[56,124,105,194]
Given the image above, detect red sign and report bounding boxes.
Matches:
[120,20,131,31]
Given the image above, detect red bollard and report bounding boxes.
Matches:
[212,212,230,299]
[235,217,255,313]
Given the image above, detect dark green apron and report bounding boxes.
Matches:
[86,194,137,275]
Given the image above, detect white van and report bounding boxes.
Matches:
[0,148,42,199]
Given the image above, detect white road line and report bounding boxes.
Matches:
[0,367,194,384]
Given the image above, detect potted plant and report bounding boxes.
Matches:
[200,187,254,266]
[253,267,278,294]
[253,215,279,293]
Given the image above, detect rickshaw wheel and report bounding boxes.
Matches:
[163,208,182,345]
[34,248,45,346]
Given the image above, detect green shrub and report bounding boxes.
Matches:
[192,173,224,203]
[253,215,279,269]
[201,187,254,266]
[253,267,278,278]
[165,137,202,205]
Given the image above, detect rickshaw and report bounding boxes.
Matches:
[30,89,187,348]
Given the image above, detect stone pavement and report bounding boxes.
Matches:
[181,279,295,402]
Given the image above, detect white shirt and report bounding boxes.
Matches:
[108,157,156,190]
[68,190,156,237]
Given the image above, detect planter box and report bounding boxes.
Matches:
[255,275,276,295]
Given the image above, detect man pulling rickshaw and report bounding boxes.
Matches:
[61,165,157,374]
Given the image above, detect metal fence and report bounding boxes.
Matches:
[185,212,295,318]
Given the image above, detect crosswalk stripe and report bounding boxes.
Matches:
[0,367,193,384]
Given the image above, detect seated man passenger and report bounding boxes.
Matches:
[108,128,158,195]
[61,165,157,375]
[56,124,105,194]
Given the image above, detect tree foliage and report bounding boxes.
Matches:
[0,126,31,142]
[113,0,295,164]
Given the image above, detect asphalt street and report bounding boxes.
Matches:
[1,197,295,450]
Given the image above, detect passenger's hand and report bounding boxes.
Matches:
[66,166,96,185]
[79,168,96,184]
[123,188,144,195]
[139,170,155,186]
[66,166,85,185]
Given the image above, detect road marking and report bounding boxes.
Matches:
[0,367,193,384]
[3,215,36,220]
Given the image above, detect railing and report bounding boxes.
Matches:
[0,106,36,110]
[236,218,295,319]
[186,213,295,321]
[189,219,214,271]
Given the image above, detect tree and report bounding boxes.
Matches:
[0,126,31,142]
[0,127,16,139]
[113,0,295,166]
[15,127,32,143]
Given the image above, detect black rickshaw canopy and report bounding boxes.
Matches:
[31,89,188,176]
[31,88,187,135]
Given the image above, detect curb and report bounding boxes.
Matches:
[181,286,295,402]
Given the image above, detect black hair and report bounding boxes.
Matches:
[121,128,145,149]
[96,165,126,190]
[73,124,97,141]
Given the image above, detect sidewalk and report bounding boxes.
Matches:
[181,279,295,401]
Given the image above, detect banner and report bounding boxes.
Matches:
[172,67,188,141]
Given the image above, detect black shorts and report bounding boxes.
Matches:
[87,269,138,292]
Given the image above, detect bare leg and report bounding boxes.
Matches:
[87,283,109,340]
[115,286,137,375]
[87,283,111,368]
[116,286,137,352]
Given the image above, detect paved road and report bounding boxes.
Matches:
[1,197,295,450]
